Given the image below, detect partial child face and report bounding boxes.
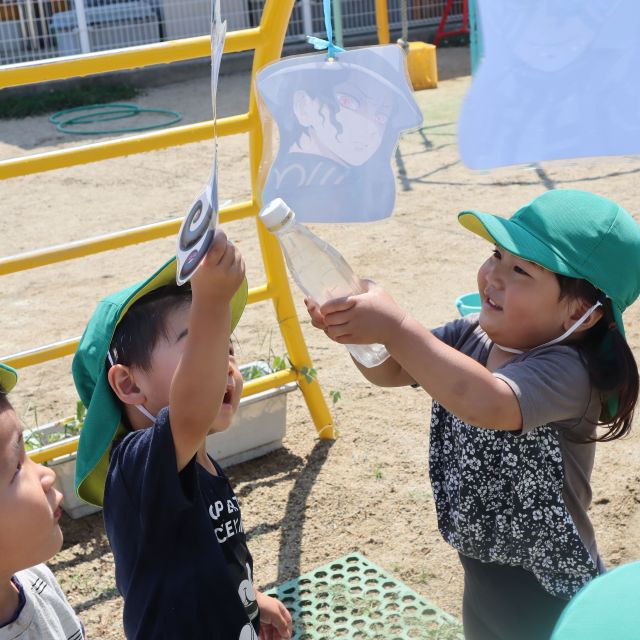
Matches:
[130,304,243,431]
[0,403,64,575]
[477,246,577,350]
[294,75,393,167]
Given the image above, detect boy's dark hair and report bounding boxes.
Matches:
[557,274,639,441]
[109,284,192,372]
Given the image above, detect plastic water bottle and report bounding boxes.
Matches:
[260,198,390,368]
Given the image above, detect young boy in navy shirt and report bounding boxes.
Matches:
[73,232,292,639]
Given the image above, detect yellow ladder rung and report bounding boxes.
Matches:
[0,30,262,90]
[0,200,257,276]
[0,113,253,180]
[2,283,275,369]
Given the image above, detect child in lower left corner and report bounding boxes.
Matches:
[0,363,85,640]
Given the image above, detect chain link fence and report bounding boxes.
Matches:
[0,0,459,65]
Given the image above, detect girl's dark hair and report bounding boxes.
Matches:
[557,275,639,441]
[0,392,12,412]
[109,284,192,372]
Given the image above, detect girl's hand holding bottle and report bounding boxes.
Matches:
[306,280,408,348]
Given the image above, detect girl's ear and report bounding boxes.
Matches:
[563,299,604,333]
[108,364,146,407]
[292,89,315,127]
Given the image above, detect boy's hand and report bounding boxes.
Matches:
[256,592,292,640]
[320,281,407,347]
[190,229,245,306]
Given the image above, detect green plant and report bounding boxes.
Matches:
[418,570,434,585]
[24,400,86,452]
[299,366,317,384]
[373,466,383,480]
[329,390,341,404]
[241,353,289,381]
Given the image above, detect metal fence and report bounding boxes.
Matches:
[0,0,457,65]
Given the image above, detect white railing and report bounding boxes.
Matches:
[0,0,457,66]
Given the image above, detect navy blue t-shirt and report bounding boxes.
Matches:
[104,407,260,639]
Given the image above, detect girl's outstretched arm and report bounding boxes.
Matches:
[305,297,415,387]
[320,284,522,430]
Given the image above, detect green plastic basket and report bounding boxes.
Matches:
[266,553,462,639]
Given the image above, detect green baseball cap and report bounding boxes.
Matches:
[0,363,18,394]
[73,257,248,507]
[458,189,640,337]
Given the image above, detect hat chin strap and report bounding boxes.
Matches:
[134,404,156,423]
[495,301,603,355]
[107,352,157,424]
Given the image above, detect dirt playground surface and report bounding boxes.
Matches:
[1,48,639,637]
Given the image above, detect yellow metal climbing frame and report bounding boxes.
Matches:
[0,0,335,466]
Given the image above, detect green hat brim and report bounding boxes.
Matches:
[458,210,626,336]
[458,209,585,277]
[0,363,18,394]
[75,257,248,507]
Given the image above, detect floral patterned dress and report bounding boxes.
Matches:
[429,401,599,600]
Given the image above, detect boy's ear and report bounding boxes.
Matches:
[108,364,146,407]
[563,299,604,333]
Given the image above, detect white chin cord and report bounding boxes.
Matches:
[107,352,157,423]
[495,300,603,355]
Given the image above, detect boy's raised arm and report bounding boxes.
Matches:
[169,231,245,471]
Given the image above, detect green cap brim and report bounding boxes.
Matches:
[458,210,585,278]
[0,363,18,394]
[75,257,248,507]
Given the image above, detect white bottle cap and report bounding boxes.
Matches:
[259,198,295,232]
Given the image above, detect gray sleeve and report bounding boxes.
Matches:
[493,346,592,433]
[15,565,85,639]
[432,313,480,347]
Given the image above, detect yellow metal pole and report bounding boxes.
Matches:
[375,0,391,44]
[0,201,254,276]
[0,30,260,89]
[0,113,251,180]
[249,0,335,439]
[29,437,80,464]
[2,282,272,370]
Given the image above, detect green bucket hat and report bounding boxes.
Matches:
[0,363,18,394]
[73,257,248,507]
[458,189,640,337]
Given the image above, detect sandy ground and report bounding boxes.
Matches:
[1,46,640,638]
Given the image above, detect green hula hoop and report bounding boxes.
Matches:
[49,103,182,135]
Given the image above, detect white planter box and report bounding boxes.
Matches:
[28,361,295,518]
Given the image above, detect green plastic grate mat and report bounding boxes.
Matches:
[265,552,463,639]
